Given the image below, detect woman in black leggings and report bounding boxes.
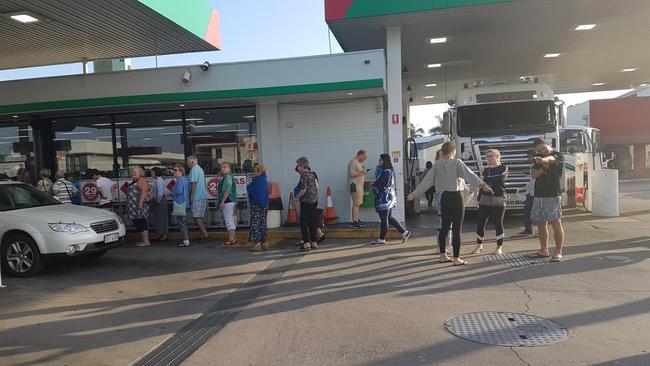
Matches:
[409,142,489,266]
[473,149,508,255]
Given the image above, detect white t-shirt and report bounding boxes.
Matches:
[96,177,114,205]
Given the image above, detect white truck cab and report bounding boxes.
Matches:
[443,82,561,209]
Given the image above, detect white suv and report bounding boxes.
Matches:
[0,180,126,277]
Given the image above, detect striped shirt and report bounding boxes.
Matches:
[52,178,78,203]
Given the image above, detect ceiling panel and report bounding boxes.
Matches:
[0,0,217,70]
[328,0,650,103]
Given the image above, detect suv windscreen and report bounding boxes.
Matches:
[457,101,556,137]
[0,184,62,212]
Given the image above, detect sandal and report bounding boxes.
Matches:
[471,245,484,254]
[224,239,238,246]
[525,251,550,258]
[136,242,151,247]
[248,243,262,252]
[439,254,453,263]
[550,254,563,262]
[177,242,190,247]
[261,243,269,251]
[453,259,469,266]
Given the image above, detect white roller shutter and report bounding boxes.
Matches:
[279,98,384,223]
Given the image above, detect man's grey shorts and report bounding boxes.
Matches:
[532,196,562,223]
[192,200,207,219]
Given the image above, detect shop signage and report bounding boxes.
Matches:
[82,182,99,202]
[207,177,221,198]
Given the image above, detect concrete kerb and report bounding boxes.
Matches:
[126,226,403,249]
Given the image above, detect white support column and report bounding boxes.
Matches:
[386,26,405,222]
[257,102,283,185]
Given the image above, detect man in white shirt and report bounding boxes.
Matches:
[90,169,115,210]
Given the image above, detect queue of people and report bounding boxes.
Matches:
[8,137,564,261]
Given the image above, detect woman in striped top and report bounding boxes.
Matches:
[408,142,490,266]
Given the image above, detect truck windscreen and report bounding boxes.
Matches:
[457,101,556,137]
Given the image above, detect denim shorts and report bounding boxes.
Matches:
[532,196,562,223]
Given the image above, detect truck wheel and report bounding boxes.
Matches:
[1,234,44,277]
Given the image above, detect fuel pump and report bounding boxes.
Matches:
[404,137,419,216]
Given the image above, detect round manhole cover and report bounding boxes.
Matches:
[603,255,632,262]
[444,312,568,347]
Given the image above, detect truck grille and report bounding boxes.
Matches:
[473,139,537,193]
[91,220,118,234]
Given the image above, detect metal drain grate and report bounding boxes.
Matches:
[603,255,632,262]
[483,252,549,267]
[132,252,302,366]
[445,312,568,347]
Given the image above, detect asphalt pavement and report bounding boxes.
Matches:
[0,181,648,366]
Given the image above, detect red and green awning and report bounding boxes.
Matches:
[138,0,221,48]
[326,0,511,21]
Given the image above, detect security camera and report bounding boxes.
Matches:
[182,68,191,83]
[200,61,210,71]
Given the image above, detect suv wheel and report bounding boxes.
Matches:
[1,234,43,277]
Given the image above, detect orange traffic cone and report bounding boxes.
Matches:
[325,187,338,226]
[286,192,299,226]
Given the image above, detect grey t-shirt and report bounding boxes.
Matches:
[412,159,483,197]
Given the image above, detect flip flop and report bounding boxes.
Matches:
[525,252,550,258]
[439,257,453,263]
[550,254,563,262]
[453,259,469,266]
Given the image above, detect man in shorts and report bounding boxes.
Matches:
[527,138,565,262]
[187,156,210,241]
[348,149,368,228]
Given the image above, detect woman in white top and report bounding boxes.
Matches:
[408,142,490,266]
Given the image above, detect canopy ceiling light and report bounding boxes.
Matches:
[430,37,447,44]
[575,24,596,31]
[3,12,41,23]
[544,53,561,58]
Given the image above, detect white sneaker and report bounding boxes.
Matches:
[401,231,412,244]
[371,239,386,245]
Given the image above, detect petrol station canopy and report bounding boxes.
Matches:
[0,0,220,70]
[326,0,650,104]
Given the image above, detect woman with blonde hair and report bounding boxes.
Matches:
[171,164,190,247]
[473,149,508,255]
[36,168,53,195]
[408,142,490,266]
[247,164,269,251]
[127,166,151,247]
[217,162,238,245]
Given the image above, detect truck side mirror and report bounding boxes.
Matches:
[442,112,451,135]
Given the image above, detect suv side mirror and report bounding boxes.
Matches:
[442,112,452,135]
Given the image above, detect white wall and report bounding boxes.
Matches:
[277,98,385,223]
[567,101,590,126]
[0,50,386,108]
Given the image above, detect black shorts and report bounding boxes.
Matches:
[132,219,148,232]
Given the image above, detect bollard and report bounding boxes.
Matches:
[591,169,619,217]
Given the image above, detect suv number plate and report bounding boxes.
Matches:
[104,233,120,243]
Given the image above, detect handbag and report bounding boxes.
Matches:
[349,182,357,193]
[312,208,325,228]
[480,194,506,207]
[172,201,187,216]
